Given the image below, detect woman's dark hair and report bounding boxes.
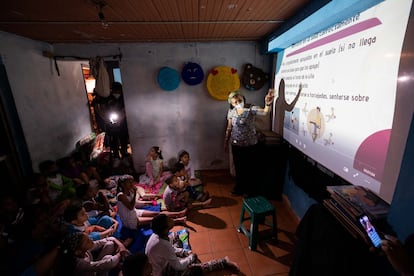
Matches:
[178,150,189,161]
[151,214,169,235]
[172,162,185,175]
[55,232,84,276]
[111,82,123,93]
[152,146,163,160]
[116,174,134,195]
[122,252,148,276]
[75,183,90,199]
[38,160,56,174]
[165,175,176,186]
[63,199,83,222]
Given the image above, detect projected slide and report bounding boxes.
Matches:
[273,0,412,193]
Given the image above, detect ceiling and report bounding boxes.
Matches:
[0,0,310,44]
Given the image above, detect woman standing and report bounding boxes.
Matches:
[224,89,275,196]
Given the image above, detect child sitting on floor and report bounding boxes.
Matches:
[163,173,211,212]
[56,232,129,276]
[172,162,210,203]
[76,183,116,219]
[63,199,118,241]
[39,160,76,203]
[178,150,202,187]
[163,175,189,212]
[145,214,239,276]
[116,175,186,230]
[139,146,171,186]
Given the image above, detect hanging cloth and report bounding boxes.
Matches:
[90,57,110,97]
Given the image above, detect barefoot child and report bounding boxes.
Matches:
[173,162,210,203]
[163,174,211,212]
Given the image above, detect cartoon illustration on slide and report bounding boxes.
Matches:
[302,102,309,116]
[326,107,336,122]
[291,111,297,129]
[324,132,334,146]
[307,106,325,142]
[274,79,302,135]
[284,107,300,134]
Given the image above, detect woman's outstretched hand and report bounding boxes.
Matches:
[265,89,275,105]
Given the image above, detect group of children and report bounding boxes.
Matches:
[139,147,212,213]
[0,145,214,275]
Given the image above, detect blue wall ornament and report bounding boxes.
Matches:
[157,67,180,91]
[181,62,204,85]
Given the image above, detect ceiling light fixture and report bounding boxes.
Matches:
[93,0,109,29]
[98,7,108,28]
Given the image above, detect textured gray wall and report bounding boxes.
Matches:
[0,32,92,171]
[53,42,272,173]
[1,32,272,173]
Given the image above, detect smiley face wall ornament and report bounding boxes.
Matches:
[206,66,240,100]
[181,62,204,86]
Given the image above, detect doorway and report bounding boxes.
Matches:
[0,57,32,195]
[81,61,133,173]
[81,60,124,132]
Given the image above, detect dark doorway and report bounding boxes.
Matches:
[0,56,32,195]
[81,60,132,174]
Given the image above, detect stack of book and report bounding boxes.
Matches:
[323,185,390,245]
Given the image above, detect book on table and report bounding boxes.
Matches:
[323,198,371,244]
[326,185,390,220]
[324,184,390,247]
[330,192,363,220]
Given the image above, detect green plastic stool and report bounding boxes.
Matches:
[237,196,278,250]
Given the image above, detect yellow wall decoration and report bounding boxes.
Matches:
[206,66,240,100]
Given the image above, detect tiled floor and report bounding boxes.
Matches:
[170,170,300,276]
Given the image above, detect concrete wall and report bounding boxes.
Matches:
[0,31,272,173]
[0,31,92,171]
[53,42,271,173]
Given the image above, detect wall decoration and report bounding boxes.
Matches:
[206,66,240,100]
[241,63,269,91]
[181,62,204,85]
[157,66,180,91]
